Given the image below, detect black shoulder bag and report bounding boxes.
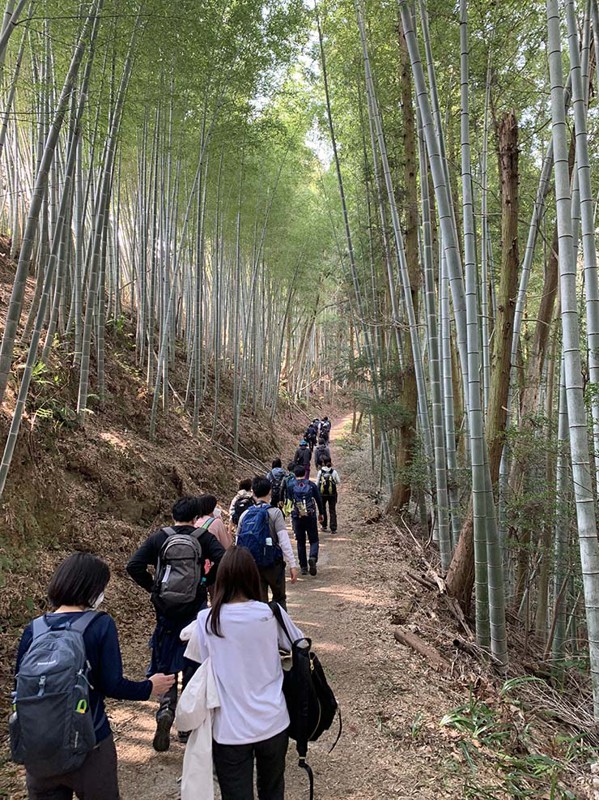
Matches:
[270,602,341,800]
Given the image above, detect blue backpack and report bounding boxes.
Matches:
[292,480,317,518]
[237,504,282,568]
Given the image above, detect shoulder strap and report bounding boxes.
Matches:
[200,517,215,531]
[32,610,101,639]
[269,600,289,632]
[31,615,50,640]
[163,526,177,538]
[269,601,294,646]
[69,610,102,634]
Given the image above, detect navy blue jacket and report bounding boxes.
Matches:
[16,611,151,744]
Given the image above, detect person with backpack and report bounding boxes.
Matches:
[280,461,297,518]
[195,494,233,550]
[237,475,298,609]
[293,439,312,479]
[320,416,332,443]
[228,478,255,531]
[290,464,324,576]
[314,436,330,469]
[266,458,287,508]
[12,552,174,800]
[126,496,225,752]
[193,547,304,800]
[305,421,319,452]
[317,459,341,534]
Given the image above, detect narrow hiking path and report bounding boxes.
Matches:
[111,415,473,799]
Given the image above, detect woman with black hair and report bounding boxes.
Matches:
[195,547,304,800]
[195,493,233,550]
[14,552,174,800]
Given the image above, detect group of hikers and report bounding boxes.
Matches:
[11,415,340,800]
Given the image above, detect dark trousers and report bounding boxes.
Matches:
[159,658,198,716]
[213,730,288,800]
[259,560,287,610]
[293,516,319,570]
[322,496,338,532]
[26,734,119,800]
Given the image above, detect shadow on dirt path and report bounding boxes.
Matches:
[111,413,469,799]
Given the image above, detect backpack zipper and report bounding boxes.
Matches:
[37,675,46,696]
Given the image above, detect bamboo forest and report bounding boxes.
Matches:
[5,0,599,797]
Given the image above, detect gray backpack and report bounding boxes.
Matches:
[152,527,203,617]
[10,611,98,778]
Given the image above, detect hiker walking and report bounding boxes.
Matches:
[280,460,297,517]
[126,496,225,751]
[12,552,174,800]
[293,439,312,479]
[317,459,341,534]
[314,436,330,469]
[228,478,255,534]
[305,419,319,452]
[320,415,332,443]
[196,494,233,550]
[191,547,304,800]
[290,464,324,576]
[266,458,287,508]
[236,475,298,609]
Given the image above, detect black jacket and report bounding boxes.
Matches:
[314,445,330,467]
[294,446,311,468]
[126,525,225,619]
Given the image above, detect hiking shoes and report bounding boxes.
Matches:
[301,567,308,575]
[177,730,190,745]
[153,708,174,752]
[308,557,317,576]
[321,526,328,532]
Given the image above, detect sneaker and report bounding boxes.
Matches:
[177,730,190,744]
[330,530,337,534]
[301,567,308,575]
[153,708,174,752]
[321,526,328,532]
[308,557,317,576]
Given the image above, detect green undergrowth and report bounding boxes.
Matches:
[440,677,593,798]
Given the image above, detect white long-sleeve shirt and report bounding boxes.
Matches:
[316,467,341,487]
[239,502,297,570]
[196,601,304,744]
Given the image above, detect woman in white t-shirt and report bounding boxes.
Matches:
[196,547,304,800]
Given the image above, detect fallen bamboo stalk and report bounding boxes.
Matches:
[393,628,449,671]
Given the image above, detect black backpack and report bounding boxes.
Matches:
[318,469,337,498]
[270,602,341,800]
[10,612,99,778]
[232,495,255,525]
[152,527,203,619]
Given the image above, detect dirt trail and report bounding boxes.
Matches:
[112,415,468,799]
